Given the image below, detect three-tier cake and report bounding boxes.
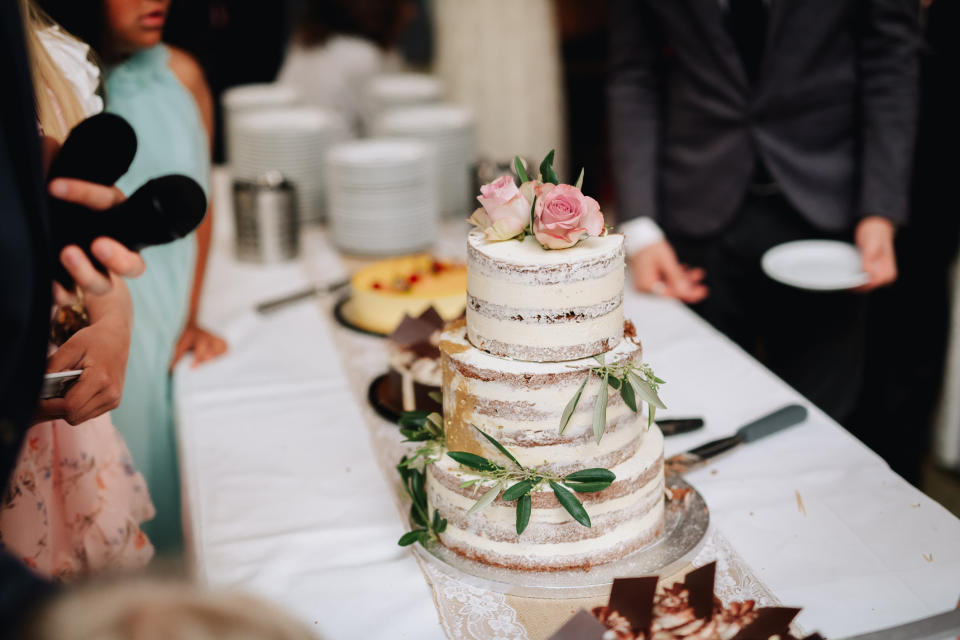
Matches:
[426,228,666,570]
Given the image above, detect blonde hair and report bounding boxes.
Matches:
[24,578,320,640]
[19,0,91,142]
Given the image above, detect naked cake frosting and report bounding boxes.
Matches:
[403,151,666,572]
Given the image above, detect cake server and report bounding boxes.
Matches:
[255,279,350,314]
[834,608,960,640]
[665,404,808,475]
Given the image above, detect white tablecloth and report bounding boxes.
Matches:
[174,170,960,639]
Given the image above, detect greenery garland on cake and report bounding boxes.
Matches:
[395,406,616,545]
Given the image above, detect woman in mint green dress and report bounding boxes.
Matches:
[46,0,229,553]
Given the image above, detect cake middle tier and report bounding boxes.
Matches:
[440,318,645,473]
[466,229,625,362]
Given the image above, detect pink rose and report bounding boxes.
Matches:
[468,175,530,241]
[532,183,605,249]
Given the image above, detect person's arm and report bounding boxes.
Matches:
[608,0,707,301]
[854,0,921,291]
[168,46,227,368]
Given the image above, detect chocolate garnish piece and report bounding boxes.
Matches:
[417,306,445,329]
[730,607,801,640]
[608,576,657,634]
[389,314,433,348]
[547,609,607,640]
[683,562,716,619]
[409,338,442,360]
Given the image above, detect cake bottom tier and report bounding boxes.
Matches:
[426,426,665,571]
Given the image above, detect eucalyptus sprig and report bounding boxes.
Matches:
[449,427,615,534]
[396,457,448,547]
[559,356,666,443]
[397,408,446,471]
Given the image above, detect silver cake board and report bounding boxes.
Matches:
[411,475,709,599]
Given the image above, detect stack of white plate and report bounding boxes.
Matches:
[362,73,442,131]
[232,106,348,223]
[326,139,437,255]
[373,104,475,217]
[222,83,300,162]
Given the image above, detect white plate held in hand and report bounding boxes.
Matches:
[761,240,869,291]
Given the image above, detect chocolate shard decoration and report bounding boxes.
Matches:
[608,576,658,634]
[417,306,445,328]
[730,607,802,640]
[547,609,607,640]
[683,561,717,619]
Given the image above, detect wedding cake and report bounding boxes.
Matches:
[413,154,666,571]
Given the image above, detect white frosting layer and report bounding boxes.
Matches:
[467,307,623,352]
[466,230,625,361]
[426,427,665,563]
[467,266,623,310]
[442,322,640,375]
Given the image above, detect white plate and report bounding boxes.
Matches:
[761,240,869,291]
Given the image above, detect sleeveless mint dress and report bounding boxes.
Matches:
[106,45,209,553]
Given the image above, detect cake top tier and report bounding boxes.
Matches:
[467,230,624,285]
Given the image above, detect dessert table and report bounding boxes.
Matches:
[173,170,960,639]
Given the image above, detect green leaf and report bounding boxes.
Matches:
[516,494,532,535]
[550,481,591,527]
[426,412,444,431]
[648,404,657,430]
[559,376,588,434]
[574,167,584,190]
[399,410,431,428]
[539,149,559,185]
[427,390,443,404]
[467,482,503,515]
[564,481,612,493]
[564,468,616,483]
[399,428,431,442]
[435,517,448,534]
[501,479,538,502]
[473,426,522,468]
[410,503,427,527]
[432,509,443,532]
[514,156,529,183]
[398,530,428,547]
[448,451,501,473]
[459,478,480,488]
[529,194,537,235]
[593,372,609,444]
[628,371,667,410]
[410,469,424,501]
[620,375,637,412]
[605,374,621,390]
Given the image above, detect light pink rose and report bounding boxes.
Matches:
[532,183,605,249]
[467,175,531,241]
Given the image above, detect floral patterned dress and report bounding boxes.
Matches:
[0,412,155,581]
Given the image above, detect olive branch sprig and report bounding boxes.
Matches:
[559,355,666,444]
[396,404,445,471]
[449,426,615,535]
[396,458,447,547]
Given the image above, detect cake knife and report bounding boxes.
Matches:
[254,279,350,314]
[665,404,808,475]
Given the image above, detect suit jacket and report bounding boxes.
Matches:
[608,0,921,236]
[1,0,58,634]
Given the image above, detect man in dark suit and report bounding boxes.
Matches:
[1,1,144,633]
[608,0,920,421]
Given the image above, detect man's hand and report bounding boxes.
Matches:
[854,216,897,292]
[629,239,709,303]
[171,322,228,370]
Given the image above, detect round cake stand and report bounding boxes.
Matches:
[410,475,709,599]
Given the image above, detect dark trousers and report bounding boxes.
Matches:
[669,192,867,423]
